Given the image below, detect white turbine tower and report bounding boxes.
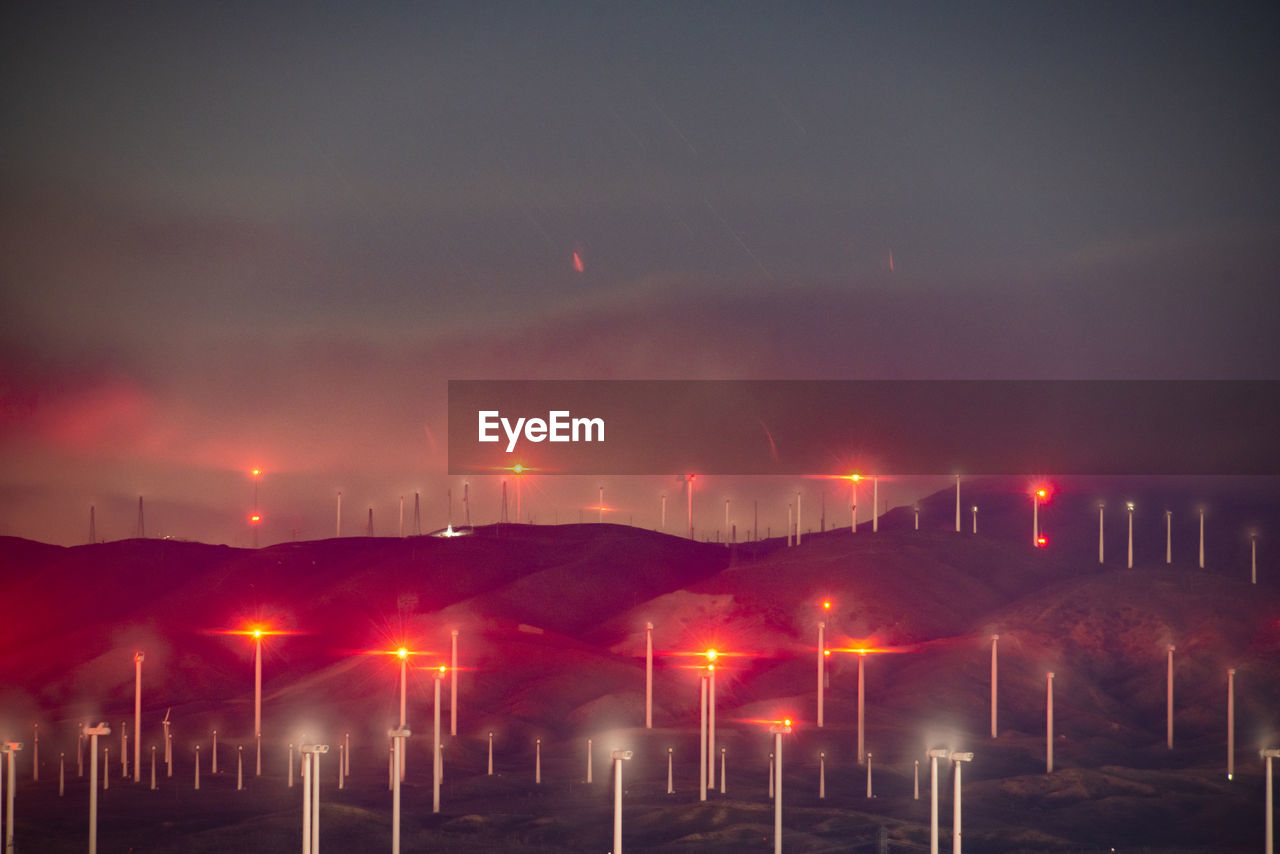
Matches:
[1252,532,1258,584]
[796,491,802,545]
[1262,747,1280,854]
[389,728,410,854]
[952,752,974,854]
[1098,502,1105,563]
[611,749,634,854]
[1166,645,1175,749]
[1227,668,1236,781]
[2,742,22,854]
[990,635,999,738]
[1126,502,1135,568]
[1032,488,1045,545]
[872,476,879,532]
[769,721,792,854]
[645,622,653,729]
[1046,672,1055,773]
[450,630,459,737]
[817,622,825,728]
[134,652,144,783]
[1198,507,1206,569]
[954,475,961,532]
[85,724,109,854]
[850,474,859,533]
[928,748,949,854]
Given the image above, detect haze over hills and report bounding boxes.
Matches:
[0,476,1277,852]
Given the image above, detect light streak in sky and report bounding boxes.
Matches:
[703,198,771,277]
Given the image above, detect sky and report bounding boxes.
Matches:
[2,2,1278,546]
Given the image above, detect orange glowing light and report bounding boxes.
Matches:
[507,463,536,474]
[828,638,915,655]
[487,462,545,475]
[666,647,754,663]
[249,513,262,523]
[823,649,831,657]
[251,467,262,477]
[783,718,792,727]
[356,645,436,659]
[438,665,447,674]
[822,601,831,610]
[1036,536,1048,547]
[210,624,296,639]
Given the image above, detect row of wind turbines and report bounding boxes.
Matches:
[4,596,1278,854]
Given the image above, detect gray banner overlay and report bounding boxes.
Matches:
[448,380,1280,476]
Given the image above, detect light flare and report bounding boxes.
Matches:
[210,625,298,638]
[356,646,435,658]
[488,463,541,474]
[735,716,797,728]
[828,636,917,655]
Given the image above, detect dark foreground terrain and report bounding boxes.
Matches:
[1,476,1277,851]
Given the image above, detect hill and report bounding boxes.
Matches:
[0,475,1277,852]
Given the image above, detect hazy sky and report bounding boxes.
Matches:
[2,2,1278,545]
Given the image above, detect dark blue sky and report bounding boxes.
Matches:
[2,2,1278,545]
